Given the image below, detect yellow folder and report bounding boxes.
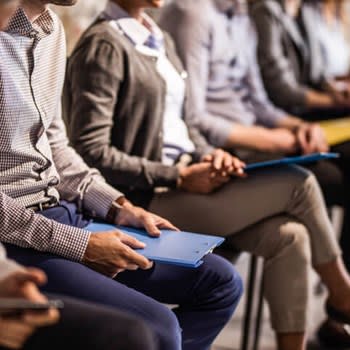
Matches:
[319,117,350,146]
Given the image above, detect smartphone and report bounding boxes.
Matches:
[0,298,64,317]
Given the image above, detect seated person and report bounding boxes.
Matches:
[250,0,350,119]
[0,0,243,349]
[0,244,157,350]
[305,0,350,80]
[160,0,350,345]
[1,5,157,345]
[65,0,350,349]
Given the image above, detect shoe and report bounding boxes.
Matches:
[326,301,350,325]
[317,319,350,349]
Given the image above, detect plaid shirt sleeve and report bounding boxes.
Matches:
[0,191,91,262]
[47,103,124,219]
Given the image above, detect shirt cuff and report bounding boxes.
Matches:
[205,117,235,148]
[0,260,25,282]
[83,179,124,219]
[50,221,91,262]
[258,107,288,128]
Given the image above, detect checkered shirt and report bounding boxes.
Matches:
[0,8,123,261]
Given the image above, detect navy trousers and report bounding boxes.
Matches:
[5,202,242,350]
[19,294,158,350]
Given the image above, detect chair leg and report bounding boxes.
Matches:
[241,255,265,350]
[253,272,264,350]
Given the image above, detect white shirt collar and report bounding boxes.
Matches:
[103,1,163,47]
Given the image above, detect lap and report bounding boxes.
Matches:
[24,294,156,350]
[150,165,310,236]
[4,244,234,321]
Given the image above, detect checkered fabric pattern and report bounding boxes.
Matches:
[0,8,123,261]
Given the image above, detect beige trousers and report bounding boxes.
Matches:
[149,165,341,333]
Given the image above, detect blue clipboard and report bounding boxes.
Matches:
[85,223,225,268]
[244,152,339,172]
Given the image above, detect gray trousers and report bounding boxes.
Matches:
[149,165,341,333]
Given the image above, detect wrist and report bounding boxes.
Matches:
[106,197,132,224]
[176,164,188,189]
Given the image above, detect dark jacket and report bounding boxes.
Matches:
[63,18,213,207]
[249,0,326,114]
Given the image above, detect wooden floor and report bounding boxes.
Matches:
[212,253,329,350]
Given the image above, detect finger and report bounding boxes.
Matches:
[213,151,224,170]
[223,154,233,170]
[13,269,47,287]
[297,130,310,154]
[23,308,60,327]
[122,248,153,270]
[308,130,319,153]
[202,154,213,162]
[142,215,161,237]
[231,158,246,177]
[0,327,33,349]
[118,233,146,249]
[155,218,179,231]
[125,264,139,271]
[0,336,27,350]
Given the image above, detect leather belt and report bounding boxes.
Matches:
[27,200,58,212]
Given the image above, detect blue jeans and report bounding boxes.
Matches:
[5,201,242,350]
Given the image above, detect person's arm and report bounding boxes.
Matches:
[244,21,288,127]
[250,5,310,110]
[251,5,337,111]
[159,4,234,148]
[0,192,91,261]
[64,35,180,192]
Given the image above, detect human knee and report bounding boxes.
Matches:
[263,219,311,265]
[202,254,243,305]
[150,303,181,349]
[279,222,312,265]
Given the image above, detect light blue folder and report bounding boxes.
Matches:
[86,222,225,268]
[245,152,339,172]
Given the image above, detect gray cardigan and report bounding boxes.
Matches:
[64,18,213,207]
[249,0,326,114]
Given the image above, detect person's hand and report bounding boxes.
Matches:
[83,230,154,277]
[326,80,350,107]
[0,269,60,349]
[202,149,246,177]
[295,123,329,155]
[264,128,298,154]
[115,201,179,237]
[0,318,36,350]
[178,162,230,194]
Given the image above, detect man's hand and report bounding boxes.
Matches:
[0,270,60,349]
[296,123,329,155]
[83,231,153,277]
[178,162,230,194]
[202,149,246,177]
[115,201,179,237]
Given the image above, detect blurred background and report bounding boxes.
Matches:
[53,0,350,54]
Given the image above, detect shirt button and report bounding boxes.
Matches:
[48,177,59,186]
[29,30,37,38]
